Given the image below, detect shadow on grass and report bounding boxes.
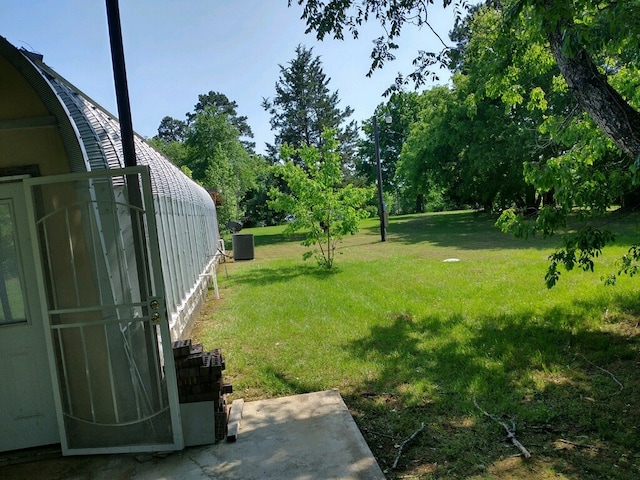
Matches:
[257,365,320,397]
[226,264,339,287]
[252,231,307,247]
[338,290,640,478]
[364,211,551,251]
[369,210,640,253]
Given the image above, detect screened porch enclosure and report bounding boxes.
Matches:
[26,167,183,453]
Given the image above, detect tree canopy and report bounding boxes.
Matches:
[188,91,256,152]
[152,93,265,230]
[291,0,640,160]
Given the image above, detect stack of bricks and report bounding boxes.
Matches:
[172,339,232,441]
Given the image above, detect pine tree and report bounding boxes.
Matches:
[262,45,358,170]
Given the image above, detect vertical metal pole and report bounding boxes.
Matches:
[105,0,136,167]
[106,1,163,413]
[373,116,386,242]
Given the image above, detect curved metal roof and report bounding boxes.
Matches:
[2,35,214,209]
[0,35,87,171]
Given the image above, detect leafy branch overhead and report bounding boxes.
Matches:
[290,0,471,91]
[268,129,373,268]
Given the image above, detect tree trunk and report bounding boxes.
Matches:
[546,23,640,160]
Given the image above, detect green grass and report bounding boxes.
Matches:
[194,211,640,479]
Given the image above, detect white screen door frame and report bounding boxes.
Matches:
[24,166,183,455]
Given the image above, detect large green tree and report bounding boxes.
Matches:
[395,86,461,212]
[262,45,359,169]
[397,5,562,213]
[184,107,256,228]
[152,93,266,230]
[188,91,256,152]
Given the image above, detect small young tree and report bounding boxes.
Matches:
[269,130,372,268]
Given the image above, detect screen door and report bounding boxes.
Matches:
[25,166,183,455]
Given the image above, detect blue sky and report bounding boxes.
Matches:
[1,1,457,154]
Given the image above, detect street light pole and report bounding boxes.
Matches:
[373,115,386,242]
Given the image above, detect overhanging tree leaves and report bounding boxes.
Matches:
[290,0,471,88]
[518,0,640,160]
[291,0,640,156]
[269,129,373,268]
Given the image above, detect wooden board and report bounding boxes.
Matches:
[226,399,244,442]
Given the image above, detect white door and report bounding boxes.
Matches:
[0,180,58,452]
[25,167,183,455]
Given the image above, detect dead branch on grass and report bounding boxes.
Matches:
[473,396,531,459]
[392,422,425,469]
[577,354,624,393]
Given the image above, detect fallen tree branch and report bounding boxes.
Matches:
[577,354,624,393]
[473,396,531,459]
[392,422,425,469]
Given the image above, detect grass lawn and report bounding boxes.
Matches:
[192,210,640,479]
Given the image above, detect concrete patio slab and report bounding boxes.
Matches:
[0,390,386,480]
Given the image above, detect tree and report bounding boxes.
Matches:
[183,107,259,228]
[269,129,372,268]
[153,92,272,229]
[239,161,277,227]
[395,4,559,214]
[184,108,242,225]
[523,0,640,160]
[262,45,359,169]
[155,116,187,143]
[396,86,460,212]
[481,1,640,285]
[188,91,256,152]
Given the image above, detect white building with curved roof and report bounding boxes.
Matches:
[0,35,221,454]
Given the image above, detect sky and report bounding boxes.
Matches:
[1,1,458,155]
